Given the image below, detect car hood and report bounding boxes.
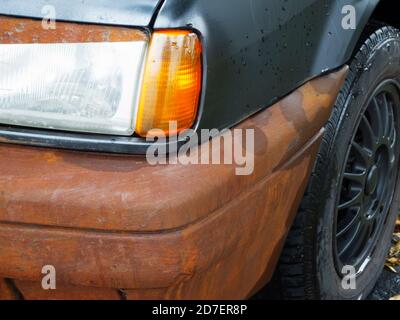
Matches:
[0,0,162,26]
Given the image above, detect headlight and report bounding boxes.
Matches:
[0,16,202,138]
[0,17,148,136]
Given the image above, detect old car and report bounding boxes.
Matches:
[0,0,399,300]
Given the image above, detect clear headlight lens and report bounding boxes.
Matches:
[0,41,147,135]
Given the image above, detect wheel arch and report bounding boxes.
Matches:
[369,0,400,30]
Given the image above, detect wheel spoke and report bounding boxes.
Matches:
[360,115,377,147]
[388,99,396,144]
[343,222,370,258]
[373,97,384,137]
[338,189,362,210]
[338,222,361,258]
[338,220,373,260]
[351,141,372,165]
[337,207,362,238]
[343,171,366,185]
[382,93,391,137]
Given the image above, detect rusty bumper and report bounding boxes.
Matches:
[0,67,348,300]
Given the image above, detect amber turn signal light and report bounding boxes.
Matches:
[135,30,202,137]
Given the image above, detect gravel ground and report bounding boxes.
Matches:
[371,217,400,300]
[368,270,400,300]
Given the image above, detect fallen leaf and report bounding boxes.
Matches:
[385,263,398,273]
[387,257,400,266]
[389,243,400,257]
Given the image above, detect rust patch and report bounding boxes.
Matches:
[0,278,19,300]
[0,15,147,44]
[13,280,120,300]
[42,152,61,164]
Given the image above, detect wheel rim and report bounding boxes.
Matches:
[334,81,400,273]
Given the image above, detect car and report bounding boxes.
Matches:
[0,0,399,300]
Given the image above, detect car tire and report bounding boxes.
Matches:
[275,25,400,300]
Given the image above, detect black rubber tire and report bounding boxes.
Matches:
[275,25,400,300]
